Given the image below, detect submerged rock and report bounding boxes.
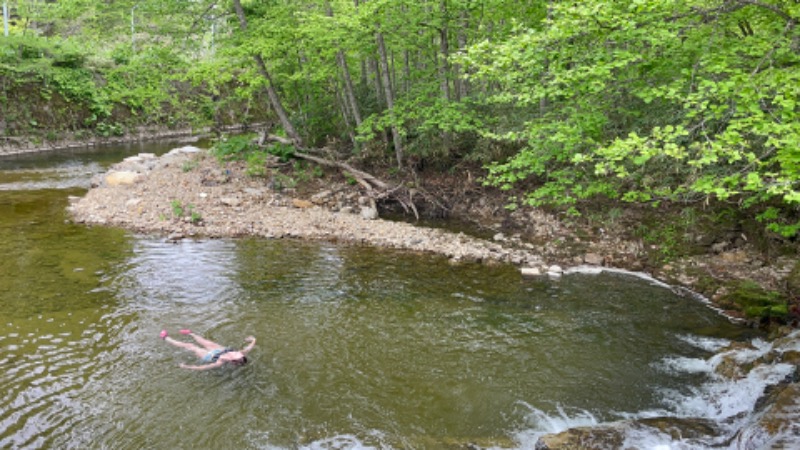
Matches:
[733,382,800,449]
[535,424,625,449]
[535,417,722,450]
[536,332,800,450]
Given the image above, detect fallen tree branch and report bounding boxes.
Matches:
[255,131,444,221]
[258,132,387,189]
[296,150,388,190]
[256,132,387,214]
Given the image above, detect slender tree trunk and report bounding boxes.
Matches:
[368,56,389,147]
[540,1,553,116]
[232,0,303,146]
[390,48,397,98]
[438,1,451,102]
[403,49,411,94]
[436,1,453,152]
[454,10,469,100]
[369,57,384,109]
[325,1,362,127]
[338,52,362,126]
[335,82,358,147]
[376,30,404,168]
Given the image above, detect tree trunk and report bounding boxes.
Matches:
[376,30,404,168]
[540,1,553,116]
[438,1,451,102]
[335,83,358,147]
[436,1,453,151]
[369,57,384,109]
[338,52,362,126]
[325,1,362,127]
[403,49,411,94]
[232,0,303,147]
[454,10,469,101]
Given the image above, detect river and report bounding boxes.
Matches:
[0,142,792,449]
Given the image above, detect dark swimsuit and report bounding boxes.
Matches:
[202,348,234,363]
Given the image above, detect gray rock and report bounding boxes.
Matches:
[220,197,242,207]
[584,253,604,266]
[168,145,201,155]
[360,206,379,220]
[521,267,542,276]
[711,241,728,253]
[547,265,563,278]
[311,190,333,204]
[105,171,139,186]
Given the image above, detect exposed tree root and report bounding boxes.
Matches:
[255,132,438,219]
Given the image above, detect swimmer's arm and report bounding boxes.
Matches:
[179,361,224,371]
[241,336,256,354]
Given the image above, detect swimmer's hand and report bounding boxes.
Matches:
[242,336,256,354]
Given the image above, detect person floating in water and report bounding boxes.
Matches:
[160,329,255,370]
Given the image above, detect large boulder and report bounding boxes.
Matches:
[105,171,139,186]
[535,417,722,449]
[733,382,800,449]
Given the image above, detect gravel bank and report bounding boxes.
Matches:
[68,145,800,322]
[68,146,549,270]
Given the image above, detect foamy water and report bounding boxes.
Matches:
[508,330,800,450]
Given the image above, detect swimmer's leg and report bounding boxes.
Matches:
[184,332,224,351]
[163,336,207,358]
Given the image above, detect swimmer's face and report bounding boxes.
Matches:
[231,356,248,366]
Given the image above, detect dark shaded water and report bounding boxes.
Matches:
[0,144,760,449]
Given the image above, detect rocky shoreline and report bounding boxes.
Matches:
[67,145,799,327]
[68,146,550,268]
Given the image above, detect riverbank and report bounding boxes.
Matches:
[67,146,548,268]
[61,145,800,449]
[0,124,264,157]
[66,146,799,328]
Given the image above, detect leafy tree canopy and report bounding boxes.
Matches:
[2,0,800,236]
[460,0,800,236]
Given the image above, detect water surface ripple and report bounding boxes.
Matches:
[0,146,762,449]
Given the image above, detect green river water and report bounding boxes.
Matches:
[0,144,763,449]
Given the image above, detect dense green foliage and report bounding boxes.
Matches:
[0,0,265,138]
[2,0,799,237]
[462,0,800,238]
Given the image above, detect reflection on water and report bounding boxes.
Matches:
[0,144,762,449]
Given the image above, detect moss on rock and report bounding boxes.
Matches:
[719,281,788,321]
